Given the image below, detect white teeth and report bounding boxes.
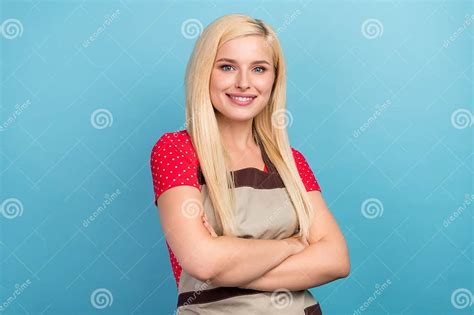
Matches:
[229,95,254,102]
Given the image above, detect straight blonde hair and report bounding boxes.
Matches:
[185,14,315,242]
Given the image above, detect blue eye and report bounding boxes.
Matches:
[221,65,234,71]
[219,64,266,73]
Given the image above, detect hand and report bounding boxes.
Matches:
[284,234,309,255]
[202,213,218,237]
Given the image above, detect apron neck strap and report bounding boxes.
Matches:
[256,134,277,173]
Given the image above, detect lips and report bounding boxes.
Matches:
[226,93,257,106]
[226,92,257,98]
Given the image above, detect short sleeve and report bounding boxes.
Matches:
[150,132,201,205]
[291,148,321,192]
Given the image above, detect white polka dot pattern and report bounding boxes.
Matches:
[150,130,201,204]
[291,147,321,192]
[150,130,321,288]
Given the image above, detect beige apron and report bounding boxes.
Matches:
[176,141,323,314]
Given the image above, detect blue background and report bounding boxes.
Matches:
[1,0,472,314]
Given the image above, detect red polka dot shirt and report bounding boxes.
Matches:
[150,130,321,287]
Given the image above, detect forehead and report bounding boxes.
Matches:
[215,35,273,64]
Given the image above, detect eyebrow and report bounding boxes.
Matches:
[215,58,271,66]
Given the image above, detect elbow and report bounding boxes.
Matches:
[180,237,220,282]
[185,260,216,282]
[193,268,214,283]
[337,255,351,278]
[183,247,220,282]
[334,240,351,278]
[188,260,234,287]
[338,262,350,278]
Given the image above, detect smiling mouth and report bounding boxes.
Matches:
[226,94,257,106]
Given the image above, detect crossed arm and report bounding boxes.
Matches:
[202,190,350,291]
[158,187,350,292]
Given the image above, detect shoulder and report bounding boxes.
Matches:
[150,130,200,203]
[151,130,199,166]
[290,147,311,169]
[290,146,321,192]
[290,147,305,161]
[151,130,195,156]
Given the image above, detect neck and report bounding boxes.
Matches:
[216,114,256,152]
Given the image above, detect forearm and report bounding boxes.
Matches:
[206,236,295,287]
[240,239,350,291]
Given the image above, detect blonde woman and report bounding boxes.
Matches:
[150,14,350,314]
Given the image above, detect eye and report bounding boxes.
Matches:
[254,66,266,73]
[220,65,234,71]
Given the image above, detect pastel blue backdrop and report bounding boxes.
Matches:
[1,0,472,314]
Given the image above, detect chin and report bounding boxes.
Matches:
[214,107,257,122]
[223,113,256,122]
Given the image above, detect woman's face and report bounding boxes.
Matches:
[210,35,275,123]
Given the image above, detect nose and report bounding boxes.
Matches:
[235,71,250,90]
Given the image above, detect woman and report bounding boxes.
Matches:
[150,13,350,314]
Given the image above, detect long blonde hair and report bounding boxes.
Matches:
[185,14,315,242]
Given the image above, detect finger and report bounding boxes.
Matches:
[203,222,212,234]
[206,223,217,236]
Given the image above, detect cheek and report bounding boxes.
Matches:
[210,70,232,91]
[255,76,275,96]
[209,72,229,106]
